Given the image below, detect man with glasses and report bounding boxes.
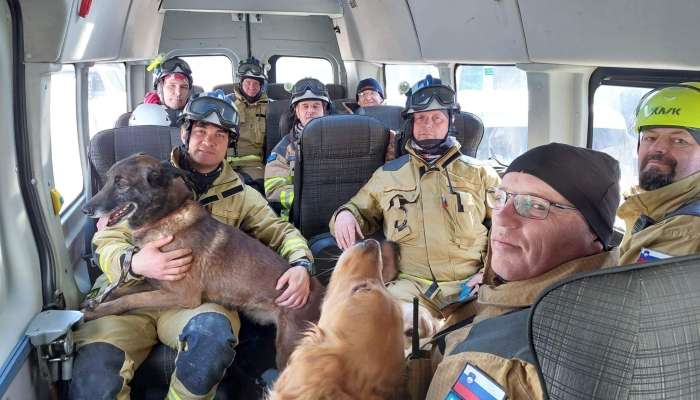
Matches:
[330,75,500,340]
[341,77,385,113]
[71,91,314,400]
[618,83,700,265]
[228,57,270,193]
[144,56,193,126]
[426,143,621,400]
[265,77,331,220]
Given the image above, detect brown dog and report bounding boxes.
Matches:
[269,239,405,400]
[80,154,323,368]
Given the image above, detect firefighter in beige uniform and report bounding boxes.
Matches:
[427,143,621,400]
[617,83,700,265]
[331,75,500,338]
[227,57,269,192]
[71,92,313,400]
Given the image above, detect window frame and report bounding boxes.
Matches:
[587,67,700,148]
[268,55,335,84]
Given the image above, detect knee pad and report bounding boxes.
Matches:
[70,342,125,400]
[175,312,237,395]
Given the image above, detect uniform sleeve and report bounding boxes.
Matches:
[91,223,140,284]
[481,165,501,220]
[329,169,385,237]
[619,215,700,265]
[264,146,294,213]
[238,186,312,263]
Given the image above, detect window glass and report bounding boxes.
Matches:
[50,65,83,209]
[88,63,127,137]
[180,55,233,92]
[456,65,529,164]
[592,85,652,201]
[274,56,334,86]
[384,64,439,106]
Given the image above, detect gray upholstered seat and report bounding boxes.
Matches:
[325,83,346,100]
[267,83,291,100]
[212,83,236,94]
[357,105,405,131]
[530,255,700,400]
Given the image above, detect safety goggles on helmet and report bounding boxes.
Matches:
[410,85,457,109]
[238,62,264,77]
[159,58,192,77]
[633,83,700,135]
[290,78,330,106]
[183,96,239,134]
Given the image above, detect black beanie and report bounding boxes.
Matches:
[505,143,621,248]
[356,78,385,100]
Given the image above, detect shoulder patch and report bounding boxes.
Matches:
[267,152,277,163]
[383,154,410,171]
[637,248,672,264]
[447,363,506,400]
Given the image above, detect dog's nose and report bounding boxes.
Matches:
[81,203,95,216]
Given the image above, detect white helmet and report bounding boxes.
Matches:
[129,104,172,127]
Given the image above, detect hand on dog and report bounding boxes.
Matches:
[334,210,364,250]
[275,266,310,309]
[131,235,193,281]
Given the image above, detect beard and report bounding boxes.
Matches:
[639,153,677,190]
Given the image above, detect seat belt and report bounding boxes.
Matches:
[633,198,700,234]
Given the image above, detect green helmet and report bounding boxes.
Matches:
[633,82,700,135]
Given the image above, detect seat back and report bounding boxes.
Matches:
[292,115,388,238]
[265,99,291,157]
[89,126,182,190]
[357,105,405,131]
[213,83,236,94]
[325,83,346,100]
[192,85,204,95]
[268,83,291,100]
[531,256,700,400]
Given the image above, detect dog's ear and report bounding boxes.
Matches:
[147,161,182,187]
[380,241,400,284]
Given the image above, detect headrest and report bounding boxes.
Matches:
[268,83,292,100]
[358,105,405,131]
[114,111,133,128]
[212,83,236,95]
[191,85,204,95]
[453,112,484,158]
[325,84,346,100]
[300,114,386,158]
[531,255,700,399]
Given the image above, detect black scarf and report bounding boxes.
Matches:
[410,135,457,162]
[177,145,223,196]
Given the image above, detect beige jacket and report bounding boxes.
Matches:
[228,89,269,180]
[618,173,700,265]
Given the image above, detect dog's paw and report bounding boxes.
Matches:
[80,298,98,311]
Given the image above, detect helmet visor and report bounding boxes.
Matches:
[291,79,327,97]
[238,63,264,76]
[411,86,456,108]
[186,97,239,130]
[160,58,192,76]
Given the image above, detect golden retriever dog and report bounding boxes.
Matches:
[269,239,405,400]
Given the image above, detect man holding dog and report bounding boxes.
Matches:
[426,143,621,399]
[617,83,700,265]
[71,91,313,400]
[330,75,501,339]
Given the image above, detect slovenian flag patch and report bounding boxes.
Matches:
[445,363,506,400]
[636,248,671,264]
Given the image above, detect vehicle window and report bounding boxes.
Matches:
[180,55,233,91]
[88,63,126,137]
[591,85,652,198]
[274,56,334,86]
[384,64,439,106]
[50,65,83,209]
[456,65,529,164]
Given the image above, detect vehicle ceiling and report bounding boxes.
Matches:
[19,0,700,70]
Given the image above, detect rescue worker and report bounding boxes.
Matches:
[264,77,331,220]
[330,75,501,338]
[227,57,270,193]
[71,91,313,400]
[618,83,700,264]
[341,77,385,113]
[426,143,621,400]
[143,55,193,125]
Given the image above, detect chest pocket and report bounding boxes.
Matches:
[445,175,487,244]
[240,106,266,148]
[382,188,420,243]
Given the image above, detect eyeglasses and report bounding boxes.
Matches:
[159,58,192,76]
[358,90,379,98]
[292,79,328,97]
[237,63,264,76]
[185,96,239,130]
[486,187,577,220]
[409,85,456,110]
